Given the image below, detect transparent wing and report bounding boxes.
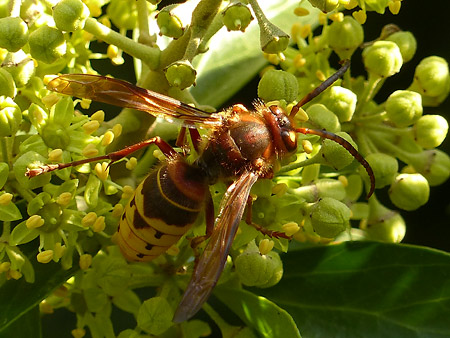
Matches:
[172,171,258,323]
[47,74,222,127]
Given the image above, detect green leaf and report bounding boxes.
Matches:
[214,285,301,338]
[255,241,450,338]
[0,257,77,333]
[191,0,320,108]
[9,220,40,246]
[0,202,22,221]
[0,305,41,338]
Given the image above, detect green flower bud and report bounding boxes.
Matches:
[410,56,450,98]
[106,0,138,30]
[0,68,17,98]
[320,86,357,122]
[164,60,196,90]
[308,197,350,238]
[365,0,390,14]
[259,251,283,288]
[306,104,340,132]
[389,173,429,211]
[385,90,422,127]
[361,153,398,189]
[0,17,29,52]
[235,242,283,287]
[307,0,339,13]
[156,6,184,39]
[2,51,35,88]
[409,56,450,107]
[411,150,450,186]
[413,115,448,149]
[0,96,21,137]
[53,0,90,32]
[258,69,298,103]
[362,41,403,78]
[385,31,417,63]
[366,197,405,242]
[29,26,67,64]
[317,132,357,170]
[328,16,363,59]
[222,3,253,32]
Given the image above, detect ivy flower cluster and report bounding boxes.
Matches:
[0,0,448,337]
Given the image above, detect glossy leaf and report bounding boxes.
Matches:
[0,257,77,333]
[254,241,450,338]
[214,285,301,338]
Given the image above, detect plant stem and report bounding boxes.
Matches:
[83,18,160,69]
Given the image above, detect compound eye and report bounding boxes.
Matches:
[281,130,297,152]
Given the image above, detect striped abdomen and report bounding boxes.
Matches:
[116,159,208,262]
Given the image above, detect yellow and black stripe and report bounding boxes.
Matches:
[116,160,208,261]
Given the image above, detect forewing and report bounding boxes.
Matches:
[47,74,222,127]
[172,171,258,323]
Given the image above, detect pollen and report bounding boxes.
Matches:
[48,148,63,162]
[26,214,45,229]
[282,222,300,236]
[259,239,274,255]
[122,185,135,200]
[101,130,115,146]
[329,12,344,23]
[92,216,106,232]
[126,157,138,170]
[318,12,328,25]
[388,0,401,15]
[82,143,99,158]
[71,328,86,338]
[299,24,311,39]
[42,93,60,108]
[316,70,327,82]
[37,250,54,264]
[352,9,367,24]
[7,269,22,280]
[54,243,66,260]
[338,175,349,187]
[293,54,306,68]
[272,183,287,197]
[112,123,123,137]
[0,261,11,273]
[294,7,309,16]
[302,139,313,154]
[344,0,358,9]
[112,203,124,218]
[80,98,91,110]
[56,192,73,207]
[83,120,100,135]
[0,193,13,206]
[79,254,93,270]
[91,110,105,122]
[82,212,97,227]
